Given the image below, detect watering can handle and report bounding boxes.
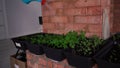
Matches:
[94,33,120,58]
[93,40,114,58]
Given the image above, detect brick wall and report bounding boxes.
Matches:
[112,0,120,33]
[27,51,98,68]
[42,0,107,37]
[26,51,74,68]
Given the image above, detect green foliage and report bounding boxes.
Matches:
[78,31,86,41]
[106,44,120,63]
[18,31,103,57]
[36,34,46,44]
[106,34,120,63]
[29,35,40,44]
[48,35,65,48]
[75,31,103,57]
[64,31,79,49]
[46,31,83,49]
[91,35,103,47]
[20,34,46,45]
[113,34,120,41]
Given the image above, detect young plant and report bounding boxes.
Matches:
[28,34,45,45]
[48,34,64,48]
[106,44,120,63]
[64,31,79,49]
[29,35,38,44]
[75,31,92,56]
[36,34,46,45]
[90,35,104,54]
[75,31,103,57]
[106,34,120,63]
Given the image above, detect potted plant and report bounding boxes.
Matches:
[26,34,44,55]
[64,31,103,68]
[42,33,66,61]
[12,36,29,51]
[95,33,120,68]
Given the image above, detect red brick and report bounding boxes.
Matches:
[43,28,48,33]
[54,23,65,30]
[63,1,76,8]
[42,10,56,17]
[64,8,86,16]
[43,23,65,31]
[43,17,50,23]
[33,63,39,68]
[64,23,74,33]
[114,13,120,18]
[43,23,55,30]
[62,59,69,66]
[64,23,87,33]
[74,16,88,23]
[87,16,102,24]
[51,16,68,23]
[64,9,75,16]
[53,63,58,68]
[75,15,102,24]
[114,9,120,14]
[75,8,87,15]
[47,60,53,68]
[88,24,102,33]
[86,32,102,37]
[62,0,77,4]
[47,0,61,2]
[113,23,120,32]
[87,6,102,15]
[65,65,74,68]
[26,52,32,60]
[42,5,47,11]
[44,29,65,34]
[56,9,64,16]
[68,16,74,23]
[113,0,120,33]
[114,19,120,24]
[49,2,64,9]
[65,66,70,68]
[114,3,120,7]
[38,64,43,68]
[50,30,65,34]
[53,63,64,68]
[114,0,120,4]
[113,29,120,33]
[101,0,111,6]
[39,58,47,66]
[57,64,65,68]
[75,0,101,7]
[27,66,32,68]
[27,60,32,67]
[42,66,46,68]
[72,23,87,31]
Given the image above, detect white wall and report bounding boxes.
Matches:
[0,39,17,68]
[5,0,42,38]
[0,0,7,40]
